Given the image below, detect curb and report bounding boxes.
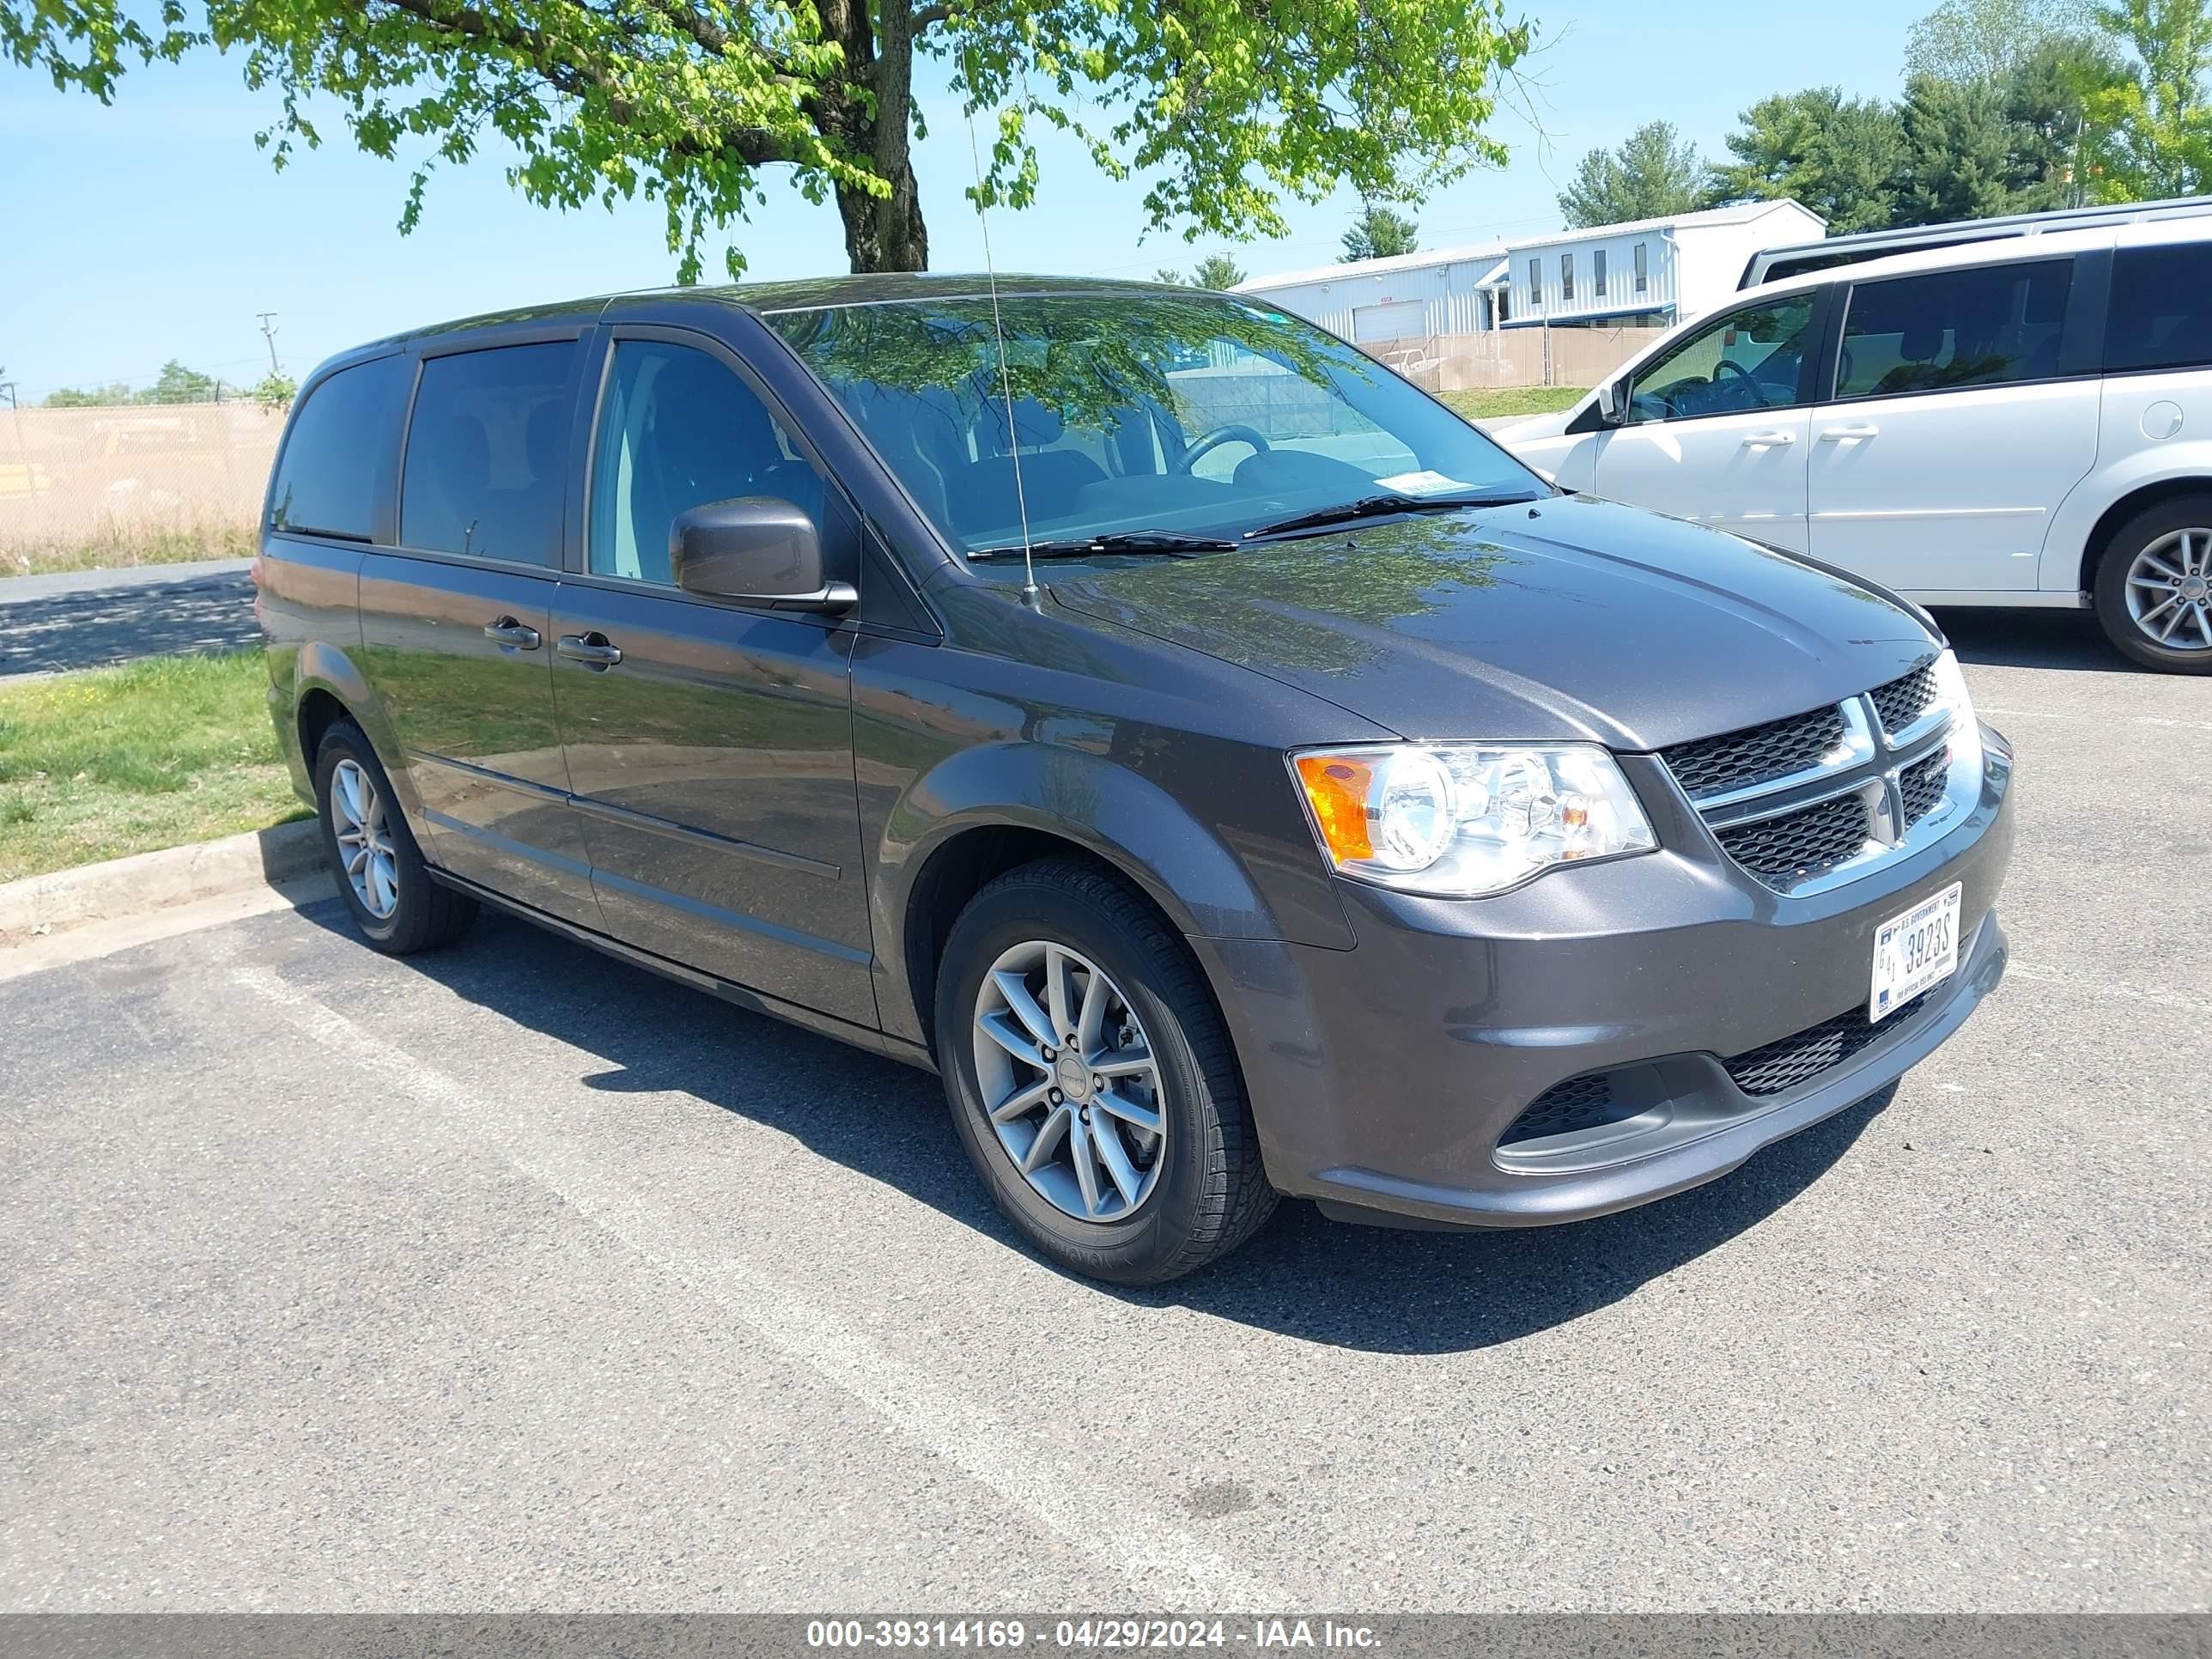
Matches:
[0,818,324,947]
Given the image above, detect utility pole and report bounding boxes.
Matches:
[257,313,281,375]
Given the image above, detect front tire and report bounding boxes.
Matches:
[2093,498,2212,673]
[313,720,477,954]
[933,859,1276,1285]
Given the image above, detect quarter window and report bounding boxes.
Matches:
[399,343,574,563]
[1834,259,2072,401]
[1626,295,1818,423]
[587,340,824,586]
[269,356,409,541]
[2106,242,2212,374]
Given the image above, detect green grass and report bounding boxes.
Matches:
[0,651,308,883]
[1442,386,1589,422]
[1,518,258,580]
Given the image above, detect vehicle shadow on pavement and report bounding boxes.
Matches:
[327,906,1895,1357]
[1932,606,2133,672]
[0,572,258,677]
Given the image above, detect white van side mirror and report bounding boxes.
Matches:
[1594,381,1623,426]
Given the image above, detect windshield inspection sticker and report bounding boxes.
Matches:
[1374,469,1473,496]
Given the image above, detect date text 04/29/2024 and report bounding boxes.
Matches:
[804,1619,1382,1650]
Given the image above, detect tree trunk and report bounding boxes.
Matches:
[823,0,929,273]
[836,169,929,271]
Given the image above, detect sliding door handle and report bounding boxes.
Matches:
[1820,423,1881,442]
[483,617,541,649]
[1741,430,1798,448]
[556,632,624,668]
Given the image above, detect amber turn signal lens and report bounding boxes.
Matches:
[1294,754,1376,863]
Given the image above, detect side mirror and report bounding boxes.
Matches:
[670,497,856,614]
[1594,381,1624,426]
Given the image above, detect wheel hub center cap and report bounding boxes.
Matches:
[1055,1054,1090,1097]
[2184,576,2209,601]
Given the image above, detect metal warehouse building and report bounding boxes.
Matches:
[1229,241,1510,349]
[1236,199,1826,346]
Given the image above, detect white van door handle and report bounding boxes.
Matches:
[1820,423,1881,442]
[1741,430,1797,448]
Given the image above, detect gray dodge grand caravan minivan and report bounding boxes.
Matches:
[259,275,2015,1285]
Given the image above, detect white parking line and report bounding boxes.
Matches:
[221,948,1280,1608]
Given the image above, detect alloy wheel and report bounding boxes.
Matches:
[970,940,1165,1223]
[2124,528,2212,652]
[331,757,401,920]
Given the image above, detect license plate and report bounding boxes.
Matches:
[1869,881,1962,1022]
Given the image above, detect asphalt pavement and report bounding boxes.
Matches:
[1,609,2205,1612]
[0,560,257,678]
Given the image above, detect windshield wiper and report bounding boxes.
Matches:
[966,529,1237,562]
[1241,491,1538,543]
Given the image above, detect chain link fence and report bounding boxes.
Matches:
[0,400,286,575]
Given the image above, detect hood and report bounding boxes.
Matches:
[1490,407,1577,443]
[1047,495,1942,751]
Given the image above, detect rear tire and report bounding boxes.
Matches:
[2092,496,2212,673]
[933,858,1276,1285]
[313,720,477,955]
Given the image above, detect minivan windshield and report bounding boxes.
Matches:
[765,292,1545,561]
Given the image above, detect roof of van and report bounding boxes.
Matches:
[1735,216,2199,302]
[370,271,1202,350]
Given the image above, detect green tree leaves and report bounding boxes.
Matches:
[1,0,1533,277]
[1342,203,1419,261]
[1557,121,1705,228]
[1711,88,1908,234]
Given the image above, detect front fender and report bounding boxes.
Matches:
[887,739,1287,939]
[871,737,1354,1048]
[2043,444,2212,592]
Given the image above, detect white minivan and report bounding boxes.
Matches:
[1497,218,2212,672]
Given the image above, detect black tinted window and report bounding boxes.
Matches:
[586,341,825,586]
[399,343,574,562]
[1836,259,2072,400]
[2106,243,2212,374]
[269,356,408,540]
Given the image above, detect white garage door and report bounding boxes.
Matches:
[1352,301,1430,343]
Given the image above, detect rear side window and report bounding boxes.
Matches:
[399,343,574,563]
[1834,259,2072,400]
[268,356,409,540]
[2106,243,2212,374]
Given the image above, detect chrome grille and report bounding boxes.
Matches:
[1899,750,1948,830]
[1724,994,1930,1096]
[1661,703,1850,800]
[1662,659,1966,896]
[1870,659,1940,737]
[1715,794,1870,884]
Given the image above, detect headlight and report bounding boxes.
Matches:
[1929,648,1982,771]
[1291,743,1657,896]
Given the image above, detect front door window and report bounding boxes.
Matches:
[588,341,825,586]
[1626,295,1818,424]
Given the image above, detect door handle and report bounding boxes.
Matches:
[556,632,623,669]
[1820,423,1881,441]
[483,616,541,649]
[1741,430,1797,448]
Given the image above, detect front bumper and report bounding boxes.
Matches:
[1194,727,2015,1229]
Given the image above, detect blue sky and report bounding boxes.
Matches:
[3,0,1931,402]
